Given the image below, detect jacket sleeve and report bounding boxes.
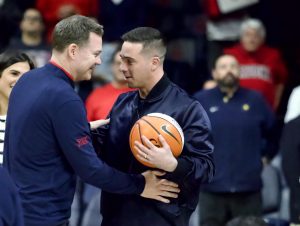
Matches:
[0,168,24,226]
[52,100,145,195]
[165,101,215,188]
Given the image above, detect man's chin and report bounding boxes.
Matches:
[84,72,93,81]
[127,83,134,88]
[127,82,137,89]
[218,81,239,89]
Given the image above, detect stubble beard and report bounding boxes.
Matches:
[218,73,239,89]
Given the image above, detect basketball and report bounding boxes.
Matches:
[129,113,184,168]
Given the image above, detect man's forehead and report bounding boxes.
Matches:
[88,32,102,45]
[25,9,41,16]
[121,42,143,55]
[217,56,238,66]
[244,27,260,34]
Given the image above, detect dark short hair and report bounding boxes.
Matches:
[23,8,44,24]
[121,27,166,58]
[226,216,268,226]
[52,15,104,52]
[0,50,35,77]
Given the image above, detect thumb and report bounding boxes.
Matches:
[100,118,110,126]
[90,118,110,130]
[94,118,110,127]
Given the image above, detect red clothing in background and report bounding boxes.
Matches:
[85,84,133,121]
[36,0,99,42]
[224,44,288,107]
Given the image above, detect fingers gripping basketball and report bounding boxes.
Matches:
[129,113,184,167]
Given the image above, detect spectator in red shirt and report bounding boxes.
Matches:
[203,18,288,110]
[224,18,288,110]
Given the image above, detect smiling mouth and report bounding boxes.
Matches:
[124,73,132,79]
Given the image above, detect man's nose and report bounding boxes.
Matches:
[120,61,127,72]
[95,57,101,65]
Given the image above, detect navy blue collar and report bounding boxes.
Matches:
[139,74,171,102]
[47,62,75,88]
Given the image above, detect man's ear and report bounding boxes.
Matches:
[151,56,160,71]
[67,44,78,59]
[211,69,217,80]
[20,20,24,31]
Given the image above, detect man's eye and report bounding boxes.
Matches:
[11,72,20,76]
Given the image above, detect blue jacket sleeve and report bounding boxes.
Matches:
[52,100,145,194]
[166,101,215,187]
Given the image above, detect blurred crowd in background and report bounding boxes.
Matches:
[1,0,299,226]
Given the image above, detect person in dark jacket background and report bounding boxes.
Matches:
[92,27,215,226]
[3,16,179,226]
[194,55,277,226]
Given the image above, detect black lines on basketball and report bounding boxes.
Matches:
[140,118,161,135]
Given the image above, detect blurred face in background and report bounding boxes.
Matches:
[0,62,31,101]
[20,9,44,36]
[213,55,240,89]
[240,27,264,52]
[111,51,127,84]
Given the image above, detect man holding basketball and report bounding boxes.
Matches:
[4,17,180,226]
[92,27,215,226]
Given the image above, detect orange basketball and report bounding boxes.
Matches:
[129,113,184,168]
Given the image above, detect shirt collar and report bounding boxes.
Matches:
[48,61,75,88]
[49,60,74,81]
[215,86,241,103]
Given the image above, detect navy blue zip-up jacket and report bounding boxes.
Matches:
[194,87,276,193]
[93,76,214,226]
[3,63,145,226]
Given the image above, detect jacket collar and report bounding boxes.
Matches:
[47,62,75,88]
[139,74,171,103]
[214,86,242,103]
